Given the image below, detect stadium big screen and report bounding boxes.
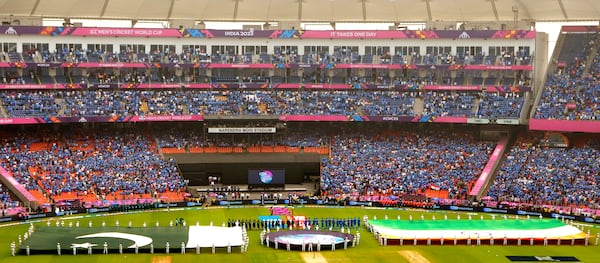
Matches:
[248,169,286,186]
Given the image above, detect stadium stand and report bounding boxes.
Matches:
[535,33,599,120]
[0,128,187,206]
[0,21,599,220]
[320,126,494,200]
[0,89,530,119]
[486,134,599,209]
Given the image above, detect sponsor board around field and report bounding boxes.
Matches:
[186,202,204,207]
[517,210,542,216]
[219,200,244,206]
[482,207,509,214]
[157,203,178,208]
[348,201,373,206]
[88,208,111,213]
[27,213,49,219]
[583,217,600,224]
[550,213,577,220]
[449,206,475,211]
[55,210,80,216]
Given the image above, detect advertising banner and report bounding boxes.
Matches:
[0,26,537,40]
[530,119,600,133]
[279,115,349,121]
[208,127,276,133]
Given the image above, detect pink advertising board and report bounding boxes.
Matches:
[121,83,182,89]
[463,65,533,71]
[0,84,77,89]
[0,118,42,125]
[334,64,402,69]
[67,28,182,37]
[77,62,148,68]
[279,115,349,121]
[130,115,204,122]
[186,83,212,89]
[207,64,274,69]
[529,119,600,133]
[303,84,351,89]
[299,30,408,39]
[431,117,468,123]
[275,84,302,89]
[424,85,481,91]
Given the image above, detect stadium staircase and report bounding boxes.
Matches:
[140,101,150,114]
[54,98,67,115]
[472,98,481,115]
[182,104,190,115]
[413,97,425,115]
[355,105,365,115]
[0,100,8,117]
[581,36,599,77]
[468,134,514,200]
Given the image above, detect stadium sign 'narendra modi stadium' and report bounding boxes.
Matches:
[208,127,276,133]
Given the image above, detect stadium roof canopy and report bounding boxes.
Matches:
[0,0,598,24]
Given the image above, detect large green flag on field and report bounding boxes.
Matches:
[368,219,586,240]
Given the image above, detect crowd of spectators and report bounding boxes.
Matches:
[9,47,534,66]
[476,92,525,119]
[61,90,136,116]
[422,91,477,117]
[1,89,528,119]
[0,128,187,203]
[0,121,597,214]
[487,135,599,209]
[420,90,526,119]
[0,91,62,117]
[320,126,494,199]
[154,128,202,149]
[0,183,19,209]
[535,34,599,120]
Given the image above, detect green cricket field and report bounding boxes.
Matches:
[0,206,598,263]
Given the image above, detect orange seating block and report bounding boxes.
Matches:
[189,147,204,153]
[161,148,186,154]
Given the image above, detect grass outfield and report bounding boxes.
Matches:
[0,206,598,263]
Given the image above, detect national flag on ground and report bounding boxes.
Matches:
[21,225,243,251]
[368,219,586,240]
